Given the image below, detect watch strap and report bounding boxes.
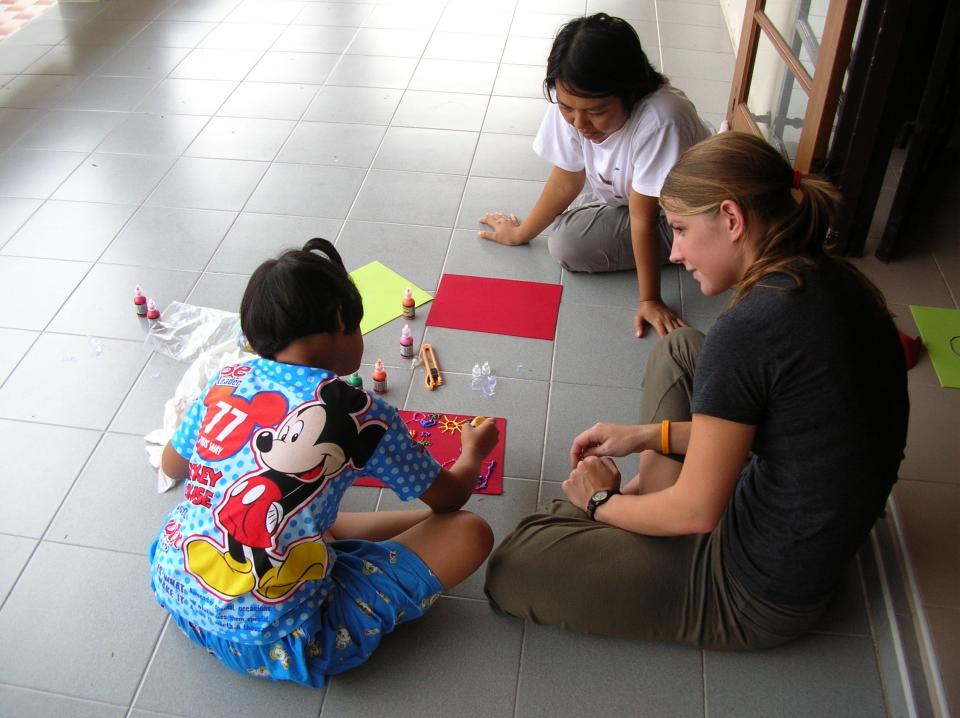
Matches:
[586,487,620,520]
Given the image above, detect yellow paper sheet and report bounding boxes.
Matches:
[349,261,433,335]
[910,305,960,389]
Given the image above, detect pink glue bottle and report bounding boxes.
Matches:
[146,298,161,320]
[372,358,388,394]
[133,286,147,317]
[400,324,414,358]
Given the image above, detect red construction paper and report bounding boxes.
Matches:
[355,411,506,495]
[425,274,562,341]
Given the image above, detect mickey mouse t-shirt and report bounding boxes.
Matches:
[149,358,440,645]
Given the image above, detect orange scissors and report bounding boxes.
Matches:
[420,343,443,390]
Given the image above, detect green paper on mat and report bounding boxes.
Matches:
[349,261,433,335]
[910,305,960,388]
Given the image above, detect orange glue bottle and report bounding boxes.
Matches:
[401,287,415,319]
[372,358,388,394]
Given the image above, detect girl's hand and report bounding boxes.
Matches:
[562,456,621,511]
[569,422,644,467]
[460,419,499,461]
[634,299,686,338]
[478,211,527,246]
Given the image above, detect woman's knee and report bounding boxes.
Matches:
[483,528,544,613]
[662,326,705,355]
[647,326,705,372]
[547,226,591,271]
[483,544,522,613]
[636,449,660,484]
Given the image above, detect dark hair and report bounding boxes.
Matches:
[544,13,666,112]
[661,132,887,310]
[240,237,363,359]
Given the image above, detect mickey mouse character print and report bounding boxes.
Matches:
[184,378,386,602]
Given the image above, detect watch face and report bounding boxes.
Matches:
[592,490,609,502]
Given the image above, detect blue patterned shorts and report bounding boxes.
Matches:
[169,539,443,687]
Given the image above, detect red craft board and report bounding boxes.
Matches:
[355,411,506,495]
[425,274,562,341]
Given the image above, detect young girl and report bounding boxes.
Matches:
[479,13,711,338]
[150,238,498,685]
[484,133,909,649]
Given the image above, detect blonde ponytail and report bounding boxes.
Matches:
[661,132,885,310]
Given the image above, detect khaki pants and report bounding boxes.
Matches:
[484,329,831,649]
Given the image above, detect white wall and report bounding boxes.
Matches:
[719,0,747,53]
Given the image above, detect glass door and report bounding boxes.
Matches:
[726,0,861,172]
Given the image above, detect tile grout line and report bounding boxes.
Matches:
[653,0,664,72]
[867,525,920,718]
[512,617,527,718]
[0,681,129,713]
[132,0,313,305]
[887,497,951,717]
[0,0,247,685]
[77,3,364,523]
[701,646,708,718]
[1,1,230,354]
[329,6,452,261]
[125,615,172,718]
[0,427,108,615]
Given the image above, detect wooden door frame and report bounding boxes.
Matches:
[726,0,861,172]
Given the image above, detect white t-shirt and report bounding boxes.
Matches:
[533,85,711,205]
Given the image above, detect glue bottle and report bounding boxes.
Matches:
[372,358,387,394]
[133,286,147,317]
[400,324,414,359]
[401,287,415,319]
[146,298,161,320]
[346,372,363,389]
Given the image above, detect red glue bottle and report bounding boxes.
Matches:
[400,324,414,358]
[134,285,147,317]
[372,358,387,394]
[146,298,161,320]
[402,287,415,319]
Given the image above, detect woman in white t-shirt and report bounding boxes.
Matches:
[479,13,710,337]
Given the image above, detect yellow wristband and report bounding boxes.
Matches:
[660,419,671,455]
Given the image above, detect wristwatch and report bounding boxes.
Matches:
[586,487,620,520]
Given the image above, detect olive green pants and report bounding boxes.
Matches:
[484,328,831,649]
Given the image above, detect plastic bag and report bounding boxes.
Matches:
[143,302,256,492]
[144,301,246,363]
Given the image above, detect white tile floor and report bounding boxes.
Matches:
[0,0,954,716]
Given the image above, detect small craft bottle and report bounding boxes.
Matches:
[399,324,414,359]
[145,298,161,320]
[133,286,148,317]
[372,358,387,394]
[346,372,363,389]
[401,287,415,319]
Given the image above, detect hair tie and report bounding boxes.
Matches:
[309,248,330,261]
[791,170,803,189]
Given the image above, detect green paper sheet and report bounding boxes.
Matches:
[349,261,433,335]
[910,305,960,389]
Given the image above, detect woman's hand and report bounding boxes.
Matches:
[478,211,528,246]
[634,299,686,338]
[569,422,645,467]
[563,456,621,511]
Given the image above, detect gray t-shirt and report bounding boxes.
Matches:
[692,261,908,603]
